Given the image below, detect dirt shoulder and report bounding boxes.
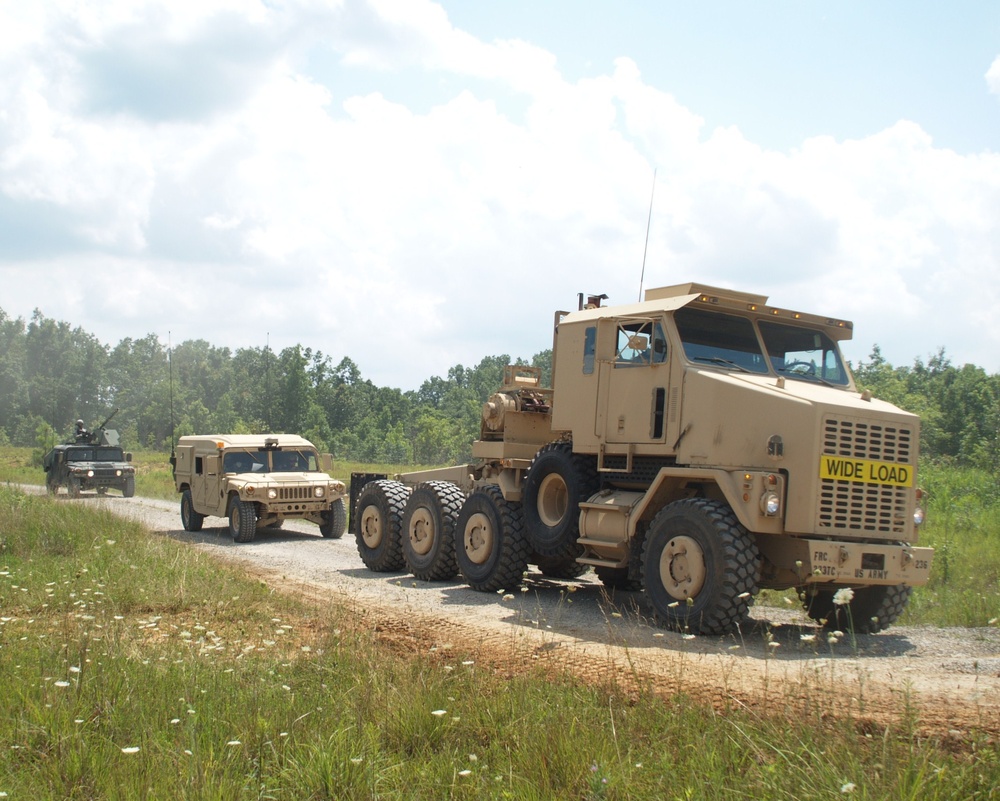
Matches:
[90,493,1000,738]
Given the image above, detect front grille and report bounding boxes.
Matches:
[278,486,315,501]
[818,417,913,535]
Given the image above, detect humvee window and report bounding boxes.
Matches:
[759,320,850,386]
[223,449,318,473]
[675,307,768,373]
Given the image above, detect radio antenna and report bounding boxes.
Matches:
[168,331,176,473]
[638,167,657,302]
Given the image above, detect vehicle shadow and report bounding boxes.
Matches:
[155,527,918,663]
[463,576,919,662]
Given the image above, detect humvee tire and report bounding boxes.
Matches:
[354,480,409,571]
[228,497,257,543]
[181,489,205,532]
[641,498,759,635]
[320,497,348,539]
[123,475,136,498]
[455,485,531,592]
[401,481,463,581]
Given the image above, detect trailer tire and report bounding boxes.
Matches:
[455,485,531,592]
[354,480,409,572]
[400,481,463,581]
[181,489,205,532]
[320,497,347,539]
[522,441,598,559]
[229,498,257,543]
[641,498,759,635]
[801,584,912,634]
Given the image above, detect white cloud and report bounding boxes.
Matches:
[987,56,1000,97]
[1,1,998,389]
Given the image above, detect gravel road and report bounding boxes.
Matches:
[82,493,1000,737]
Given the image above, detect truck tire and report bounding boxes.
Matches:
[455,485,531,592]
[122,475,136,498]
[354,480,409,572]
[521,441,598,559]
[801,584,912,634]
[68,477,81,498]
[402,481,463,581]
[641,498,760,635]
[534,554,590,579]
[320,497,348,539]
[595,566,643,591]
[229,497,257,543]
[180,489,205,532]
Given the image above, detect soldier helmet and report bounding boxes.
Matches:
[76,419,84,426]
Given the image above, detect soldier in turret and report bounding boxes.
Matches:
[74,419,89,442]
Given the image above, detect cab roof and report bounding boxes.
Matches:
[177,434,317,449]
[560,283,854,341]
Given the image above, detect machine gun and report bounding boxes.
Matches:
[74,408,122,446]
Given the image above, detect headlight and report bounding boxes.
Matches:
[115,469,122,477]
[267,488,278,500]
[913,507,925,526]
[760,491,780,516]
[314,486,325,498]
[87,470,95,478]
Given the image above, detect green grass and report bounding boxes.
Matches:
[3,447,999,628]
[1,485,998,799]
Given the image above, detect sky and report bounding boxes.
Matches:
[1,0,999,390]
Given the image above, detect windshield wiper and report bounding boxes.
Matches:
[694,356,751,373]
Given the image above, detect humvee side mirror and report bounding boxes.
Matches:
[125,453,133,462]
[321,454,333,472]
[627,335,648,351]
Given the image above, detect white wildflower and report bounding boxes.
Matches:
[832,587,854,606]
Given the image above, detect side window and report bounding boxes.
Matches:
[614,319,666,366]
[195,457,203,475]
[583,326,596,375]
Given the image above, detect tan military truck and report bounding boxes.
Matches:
[351,283,932,635]
[173,434,347,543]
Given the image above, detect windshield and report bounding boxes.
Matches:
[759,320,850,386]
[674,307,769,374]
[675,307,851,386]
[223,449,319,474]
[68,448,123,461]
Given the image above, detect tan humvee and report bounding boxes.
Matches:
[350,283,932,635]
[173,434,347,543]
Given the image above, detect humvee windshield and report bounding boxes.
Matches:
[223,449,318,473]
[68,448,124,461]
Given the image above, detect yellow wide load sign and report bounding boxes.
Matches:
[819,456,913,487]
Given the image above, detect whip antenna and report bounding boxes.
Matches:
[168,331,176,473]
[638,167,657,302]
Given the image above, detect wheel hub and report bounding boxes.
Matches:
[360,506,383,548]
[537,473,568,527]
[408,508,434,555]
[464,512,494,565]
[659,535,706,600]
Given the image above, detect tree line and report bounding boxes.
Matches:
[1,307,996,470]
